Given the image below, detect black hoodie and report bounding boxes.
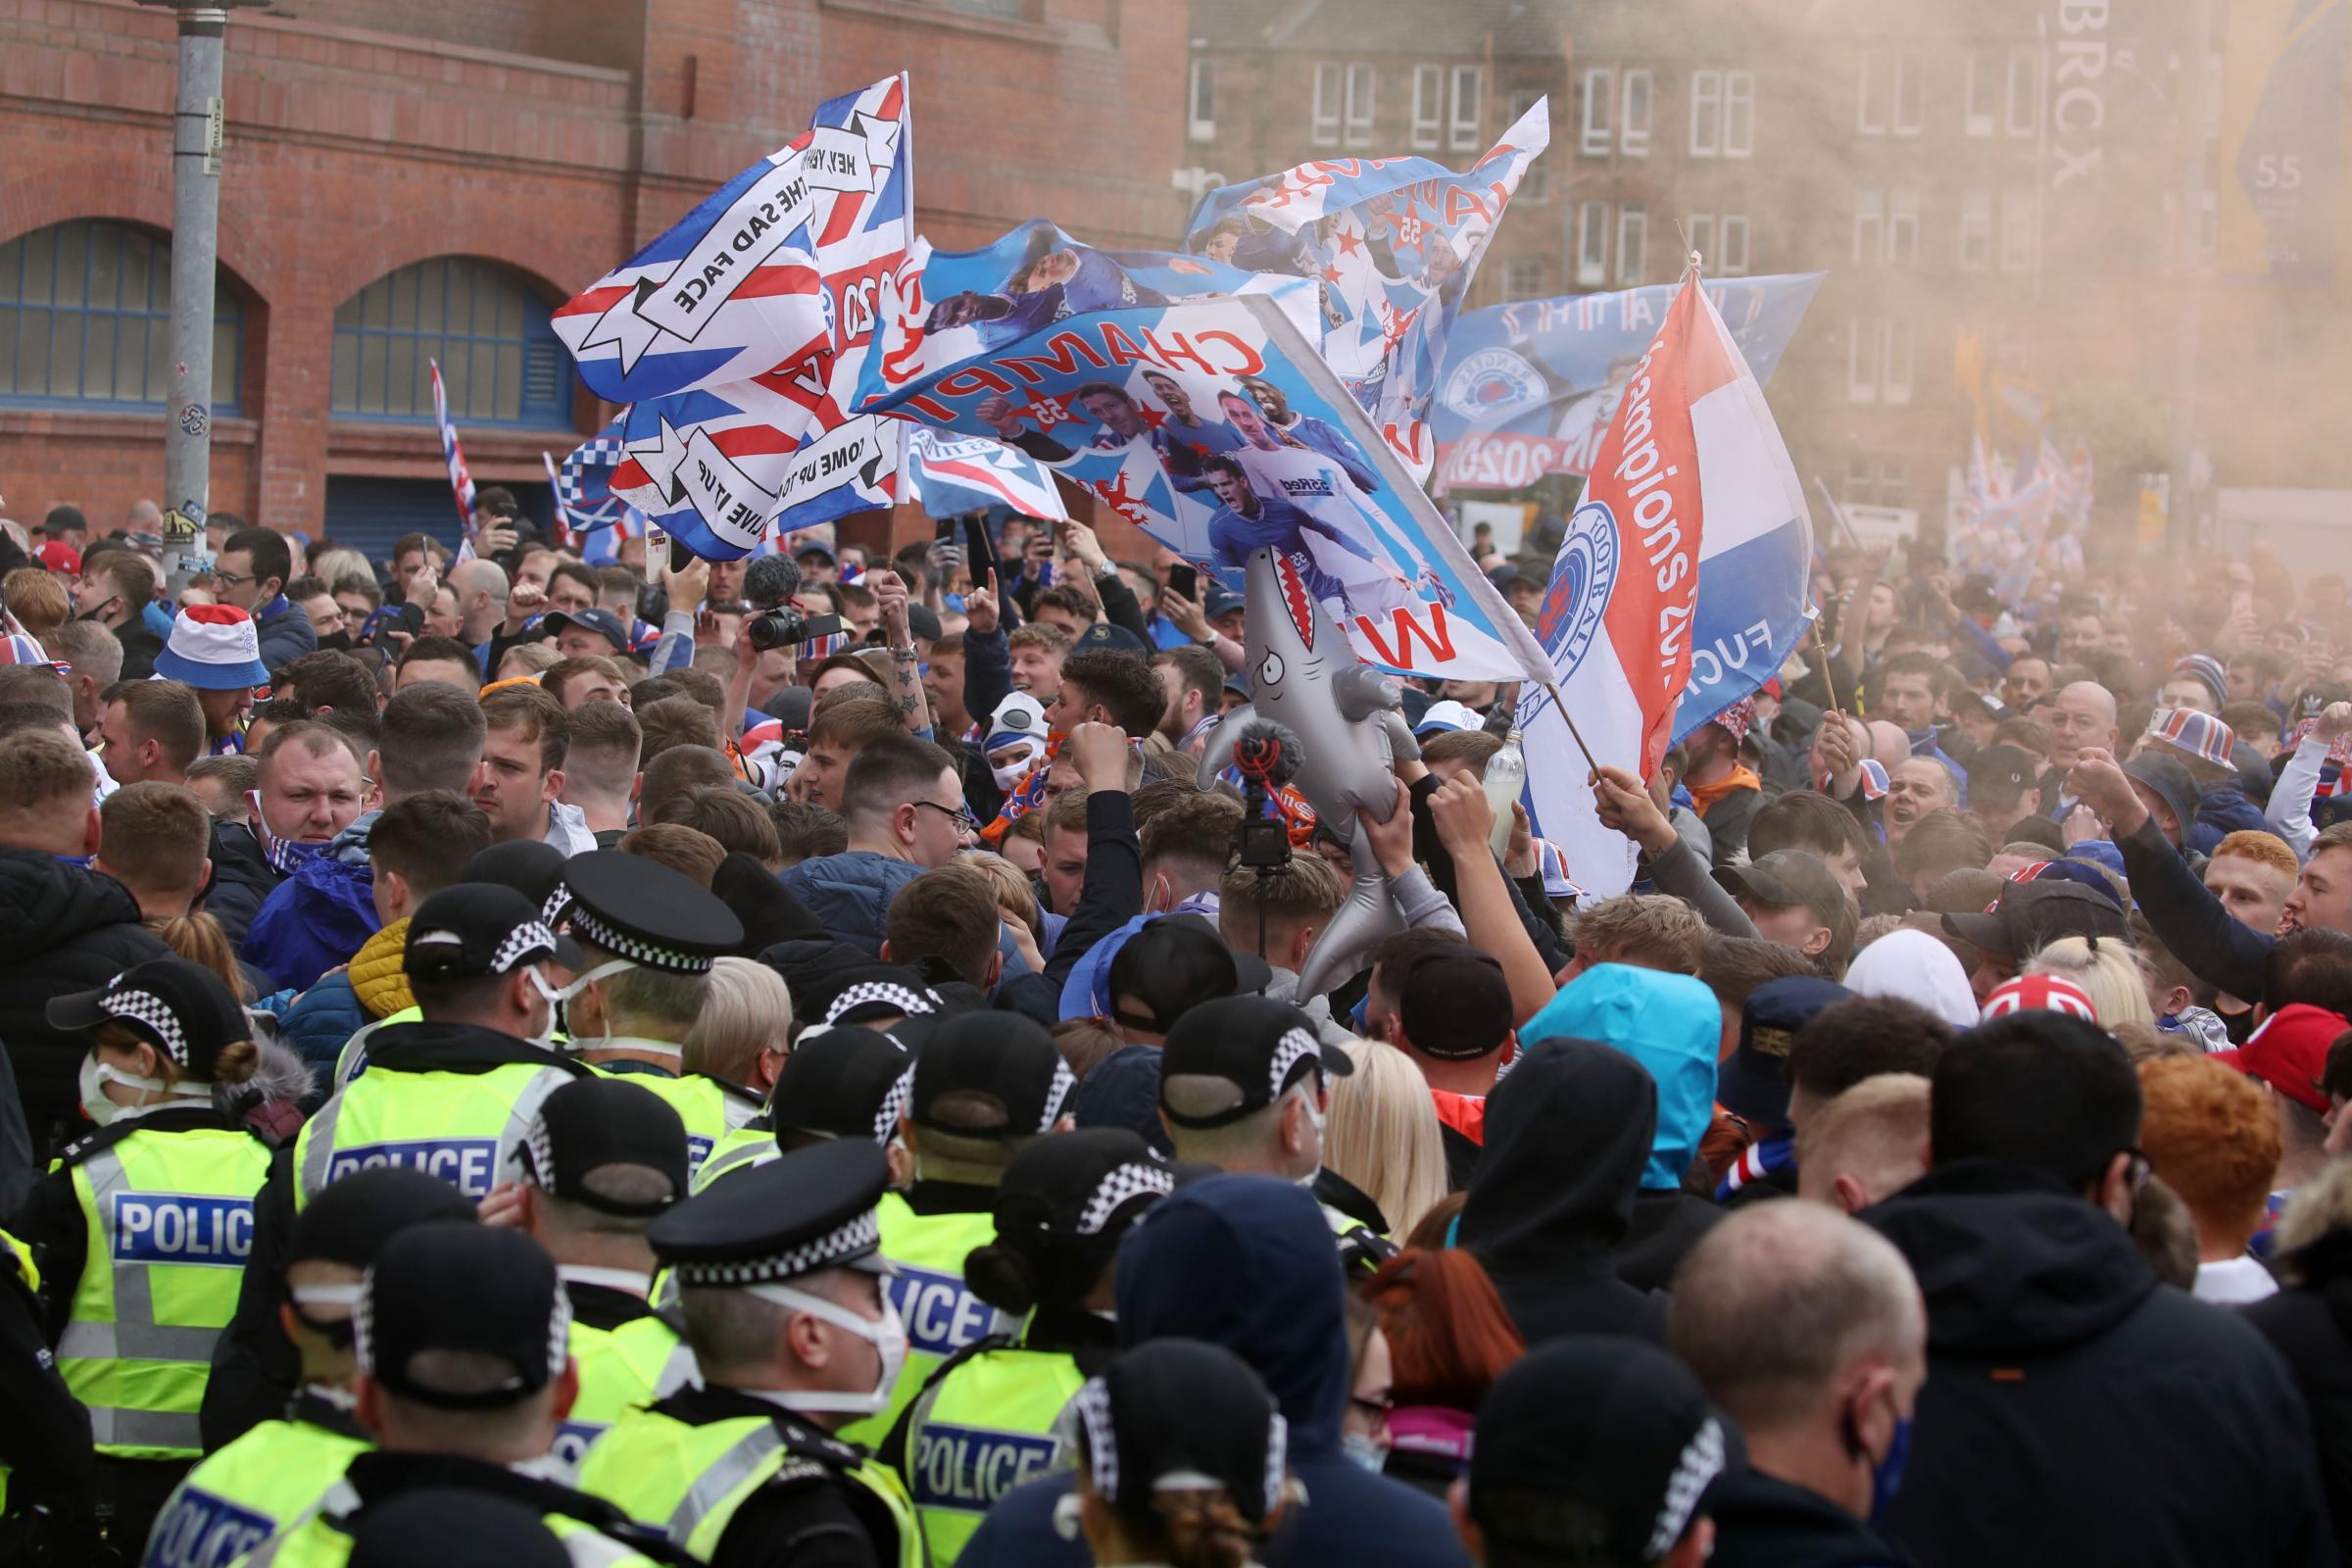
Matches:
[1455,1039,1668,1345]
[2245,1226,2352,1548]
[1862,1158,2335,1568]
[0,849,169,1148]
[1706,1465,1915,1568]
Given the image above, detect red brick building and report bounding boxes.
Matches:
[0,0,1189,558]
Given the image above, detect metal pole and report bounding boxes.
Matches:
[2169,0,2214,555]
[161,5,228,583]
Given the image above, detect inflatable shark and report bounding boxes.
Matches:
[1200,548,1420,997]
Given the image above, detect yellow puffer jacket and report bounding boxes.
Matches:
[349,915,413,1019]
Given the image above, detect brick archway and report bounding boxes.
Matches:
[0,154,277,307]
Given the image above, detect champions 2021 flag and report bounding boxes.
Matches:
[1516,267,1816,900]
[1431,272,1823,494]
[1181,99,1549,479]
[554,74,908,404]
[902,427,1068,521]
[866,240,1551,684]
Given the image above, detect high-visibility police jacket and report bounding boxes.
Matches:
[141,1391,368,1568]
[239,1448,680,1568]
[688,1124,775,1195]
[557,1301,697,1480]
[26,1105,273,1461]
[889,1324,1103,1568]
[582,1052,761,1184]
[293,1022,594,1206]
[577,1385,919,1568]
[839,1189,1008,1450]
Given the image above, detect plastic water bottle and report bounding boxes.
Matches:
[1484,728,1528,858]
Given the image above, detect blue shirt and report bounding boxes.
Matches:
[1206,493,1376,609]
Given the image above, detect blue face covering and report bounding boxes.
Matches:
[1869,1413,1912,1524]
[51,853,93,869]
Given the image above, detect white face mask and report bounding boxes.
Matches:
[1341,1430,1391,1474]
[78,1054,208,1126]
[746,1281,907,1415]
[529,958,636,1051]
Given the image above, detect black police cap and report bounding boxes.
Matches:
[519,1077,689,1217]
[560,848,744,974]
[650,1139,890,1287]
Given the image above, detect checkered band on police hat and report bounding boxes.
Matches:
[490,919,561,975]
[567,903,711,974]
[1075,1161,1176,1236]
[1040,1055,1077,1132]
[1071,1376,1119,1500]
[671,1206,882,1287]
[824,982,937,1027]
[101,989,191,1069]
[1266,1028,1319,1102]
[873,1064,916,1145]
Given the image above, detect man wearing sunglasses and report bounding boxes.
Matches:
[782,732,981,957]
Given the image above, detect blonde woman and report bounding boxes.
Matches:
[682,955,793,1098]
[1324,1038,1449,1240]
[2025,935,2154,1028]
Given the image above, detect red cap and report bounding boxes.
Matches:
[2215,1003,2347,1115]
[33,540,80,574]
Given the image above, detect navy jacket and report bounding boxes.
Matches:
[956,1176,1467,1568]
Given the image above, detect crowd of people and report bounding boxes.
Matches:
[0,483,2349,1568]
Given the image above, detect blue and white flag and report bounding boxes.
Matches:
[902,427,1068,521]
[1181,100,1549,480]
[554,75,909,404]
[1430,272,1824,494]
[867,244,1550,684]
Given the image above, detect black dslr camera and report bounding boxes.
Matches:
[744,607,845,653]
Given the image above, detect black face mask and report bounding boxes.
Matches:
[286,1300,356,1350]
[317,630,353,653]
[75,597,120,623]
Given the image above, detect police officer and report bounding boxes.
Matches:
[238,1222,684,1566]
[207,884,599,1451]
[12,957,279,1554]
[575,1140,921,1567]
[0,1224,95,1562]
[144,1168,477,1568]
[692,1027,916,1197]
[1155,995,1396,1278]
[851,1012,1074,1449]
[491,1076,700,1473]
[886,1130,1176,1568]
[554,850,762,1180]
[344,1488,570,1568]
[1060,1341,1293,1568]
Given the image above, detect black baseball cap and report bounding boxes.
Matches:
[1714,850,1851,936]
[48,956,249,1079]
[1073,622,1152,658]
[1106,915,1270,1035]
[286,1167,478,1273]
[1396,948,1514,1060]
[464,840,570,922]
[1716,975,1851,1131]
[1470,1338,1728,1567]
[988,1128,1178,1251]
[562,848,743,975]
[906,603,944,643]
[1204,585,1245,619]
[540,607,630,656]
[766,1026,913,1147]
[1158,995,1353,1130]
[517,1077,689,1217]
[908,1012,1075,1139]
[348,1490,568,1568]
[794,541,837,564]
[1966,743,2038,799]
[356,1223,568,1410]
[1941,878,2131,957]
[404,883,582,981]
[1068,1341,1288,1530]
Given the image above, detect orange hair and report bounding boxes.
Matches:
[2137,1055,2281,1235]
[2214,830,2298,882]
[1361,1248,1525,1411]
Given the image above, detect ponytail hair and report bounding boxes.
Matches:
[1150,1490,1260,1568]
[963,1233,1111,1317]
[154,911,254,1003]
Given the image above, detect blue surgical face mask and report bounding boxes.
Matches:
[1860,1399,1912,1524]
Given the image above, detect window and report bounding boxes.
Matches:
[1844,453,1878,500]
[1621,69,1653,156]
[1346,63,1377,148]
[1689,214,1716,269]
[1859,53,1922,136]
[1617,205,1647,284]
[1412,64,1444,150]
[1853,188,1885,265]
[2199,187,2219,261]
[1504,257,1546,302]
[331,257,568,427]
[1510,90,1550,199]
[1883,319,1914,404]
[1877,459,1908,505]
[0,220,241,413]
[2204,50,2224,141]
[1577,201,1609,285]
[1959,189,1992,270]
[2005,47,2041,138]
[1888,186,1919,264]
[1719,214,1750,274]
[1450,65,1484,150]
[1581,66,1614,156]
[1690,69,1722,155]
[1311,63,1342,145]
[1892,54,1923,135]
[1963,49,1996,135]
[1999,185,2035,272]
[1724,71,1755,156]
[1847,319,1881,404]
[1189,60,1216,142]
[1858,53,1886,134]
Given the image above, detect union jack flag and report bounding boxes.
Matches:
[429,358,475,532]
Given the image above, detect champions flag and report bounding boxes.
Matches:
[902,427,1069,521]
[1517,266,1816,899]
[1429,272,1823,494]
[1181,99,1549,479]
[428,358,475,533]
[553,75,908,404]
